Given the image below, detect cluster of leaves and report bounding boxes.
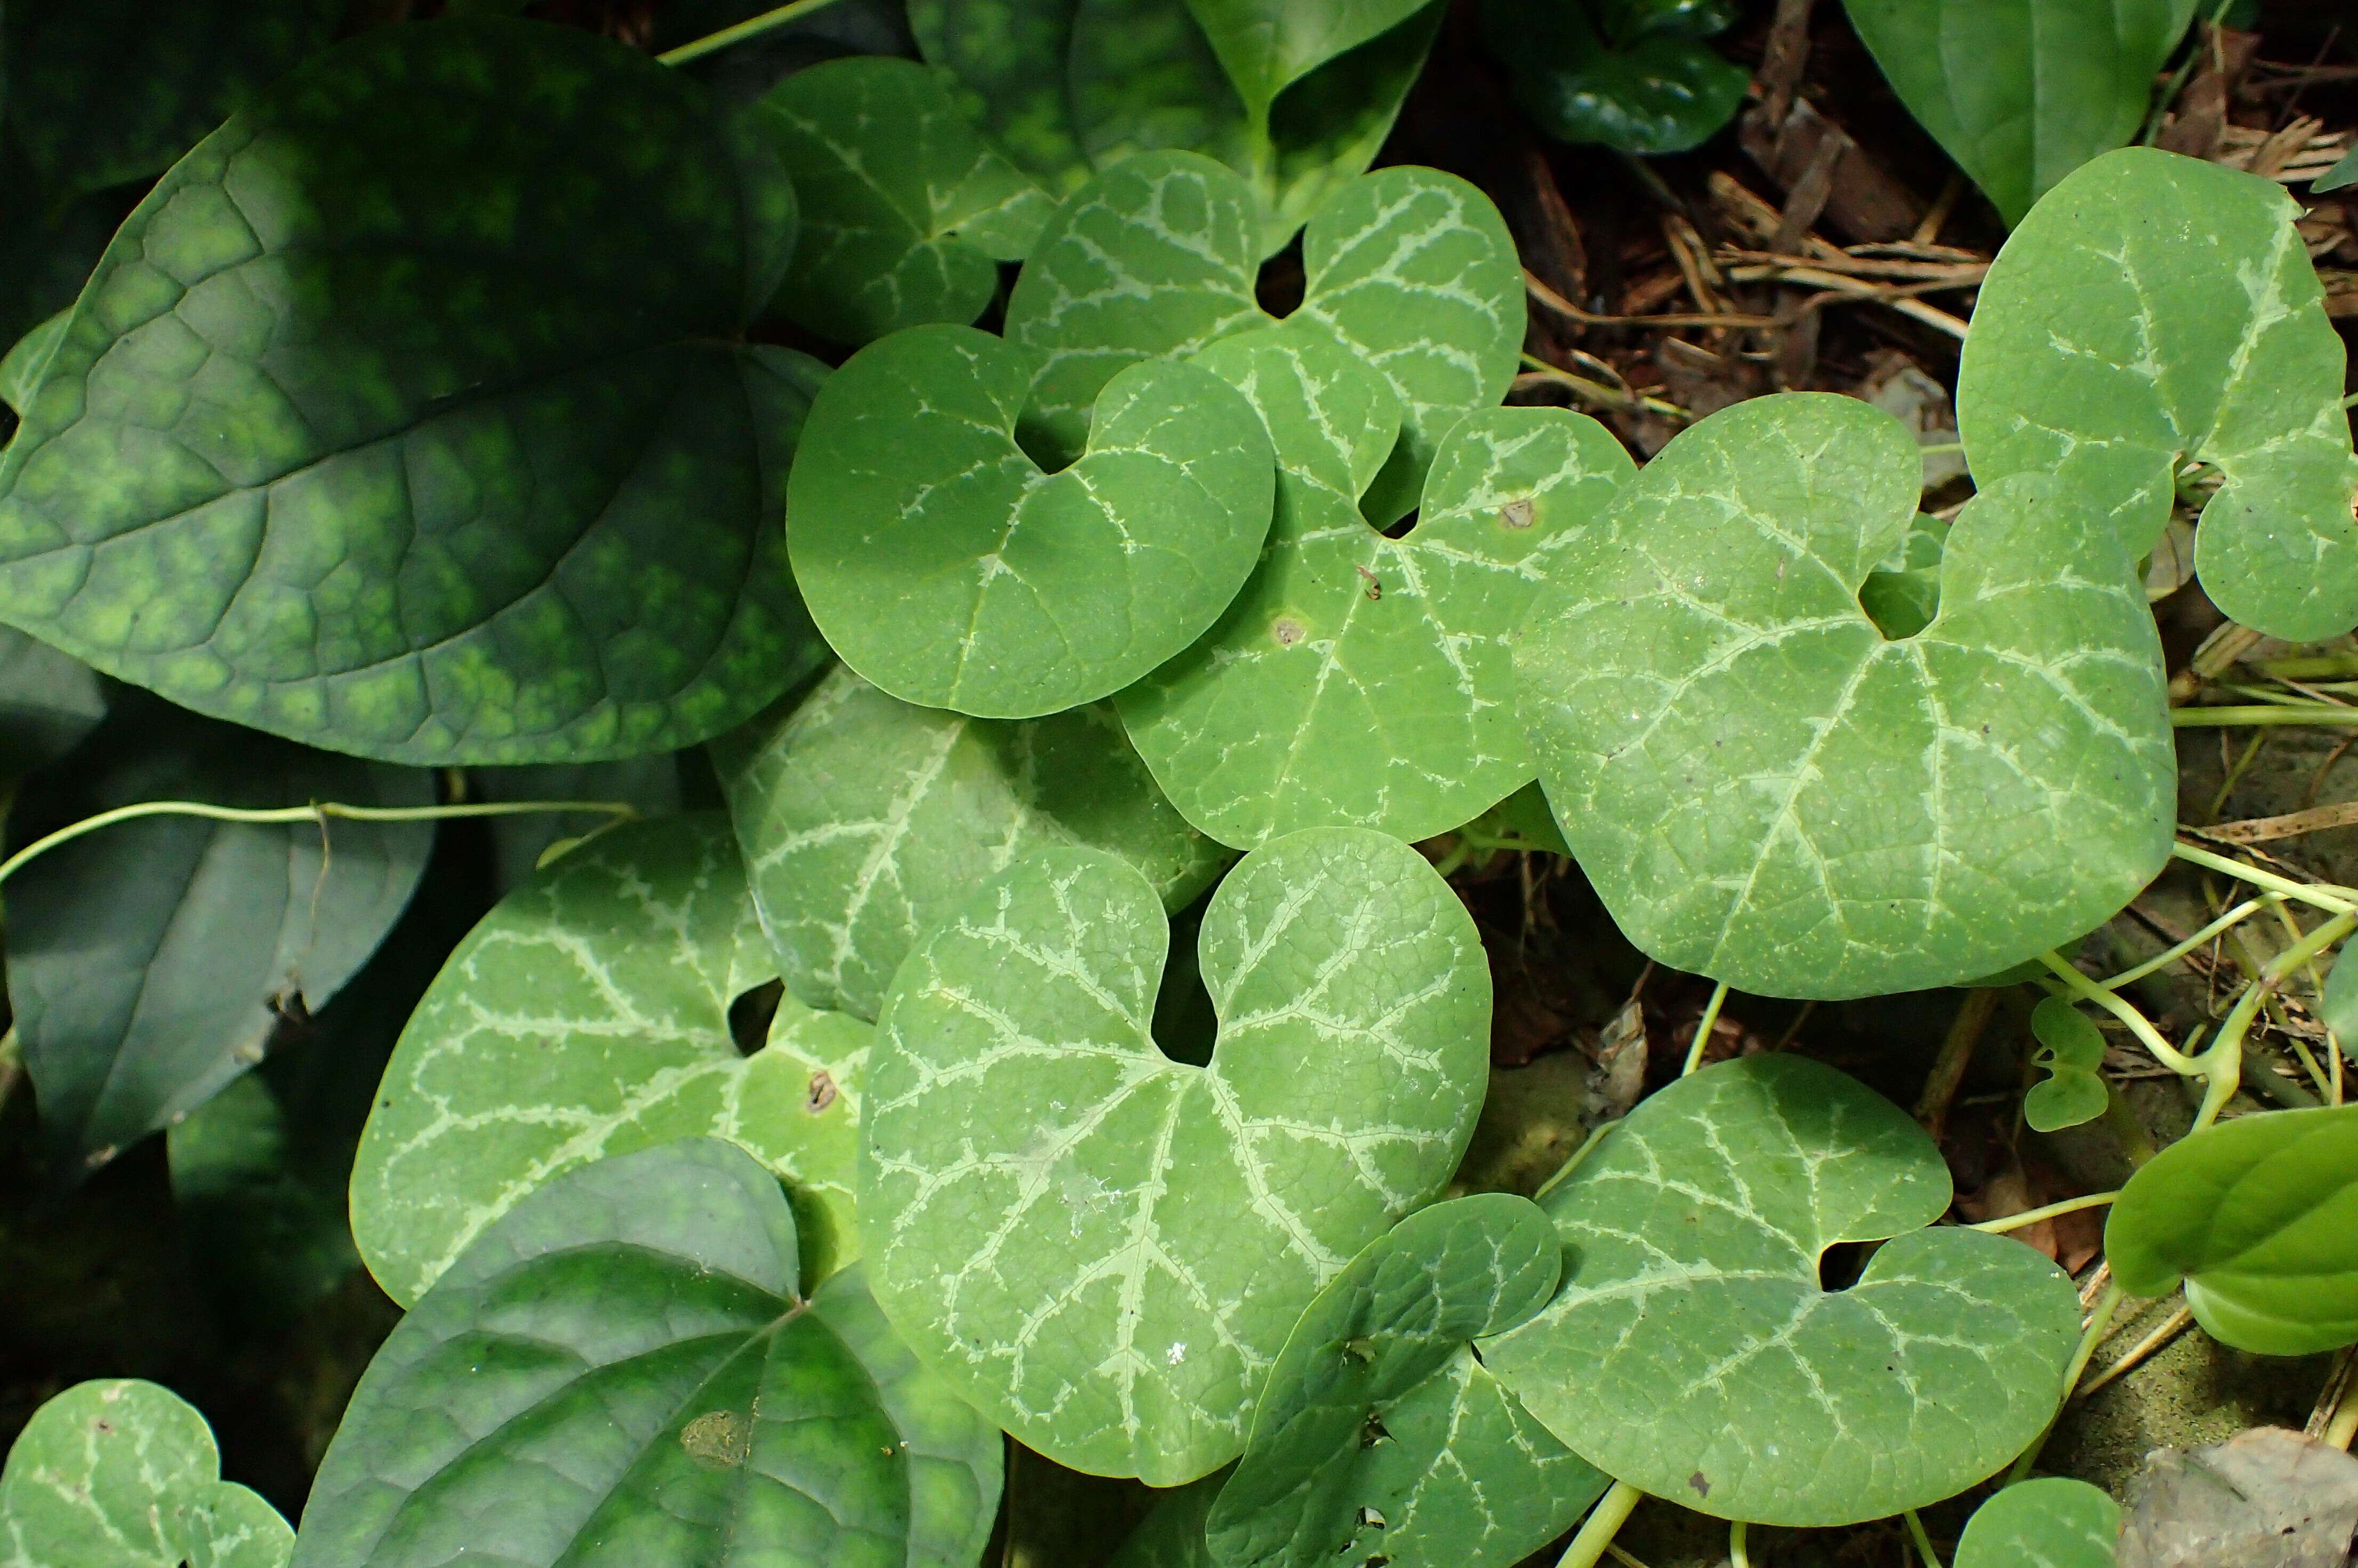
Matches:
[0,5,2354,1568]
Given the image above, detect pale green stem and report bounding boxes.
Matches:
[1904,1510,1945,1568]
[1966,1191,2119,1234]
[1682,980,1730,1076]
[2193,909,2358,1131]
[1534,1121,1620,1203]
[2172,705,2358,728]
[2173,842,2358,916]
[1729,1519,1751,1568]
[1555,1482,1645,1568]
[2036,950,2203,1074]
[1917,442,1965,457]
[2099,895,2277,989]
[2344,391,2358,410]
[0,798,639,889]
[655,0,851,65]
[2010,1283,2124,1482]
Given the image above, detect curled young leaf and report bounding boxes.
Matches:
[2104,1102,2358,1355]
[1955,1477,2120,1568]
[713,666,1229,1022]
[1957,147,2358,641]
[1205,1194,1609,1568]
[2026,996,2109,1132]
[788,323,1275,718]
[351,814,869,1307]
[1482,1054,2083,1526]
[298,1140,1003,1568]
[1516,393,2174,999]
[1118,330,1632,847]
[861,828,1491,1483]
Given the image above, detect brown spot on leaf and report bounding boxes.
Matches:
[807,1070,839,1114]
[1273,617,1306,646]
[1688,1471,1711,1498]
[1499,497,1536,529]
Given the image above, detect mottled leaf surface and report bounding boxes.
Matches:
[298,1141,1002,1568]
[1120,331,1631,846]
[1957,148,2358,640]
[351,814,868,1308]
[1483,1054,2083,1526]
[788,323,1273,717]
[2025,997,2108,1132]
[862,829,1490,1483]
[1006,152,1521,520]
[2104,1102,2358,1355]
[0,1379,290,1568]
[1478,0,1747,154]
[1205,1194,1606,1568]
[0,19,831,762]
[1955,1478,2119,1568]
[1515,394,2174,998]
[907,0,1095,195]
[763,57,1055,345]
[1842,0,2197,223]
[714,666,1228,1022]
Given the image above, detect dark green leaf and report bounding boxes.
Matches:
[2104,1103,2358,1355]
[0,309,69,414]
[0,623,103,780]
[296,1140,1003,1568]
[2026,996,2109,1132]
[0,19,831,763]
[907,0,1097,195]
[1955,1478,2118,1568]
[1480,0,1748,155]
[2320,145,2358,193]
[7,696,432,1170]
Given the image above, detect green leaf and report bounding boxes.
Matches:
[1481,1054,2084,1526]
[1954,1477,2120,1568]
[2025,996,2109,1132]
[1459,780,1573,857]
[713,665,1230,1022]
[2322,948,2358,1047]
[2320,145,2358,193]
[2103,1102,2358,1355]
[1515,394,2175,998]
[0,624,104,780]
[1956,147,2358,641]
[1180,0,1434,118]
[861,827,1491,1483]
[296,1140,1003,1568]
[907,0,1097,196]
[761,56,1055,345]
[351,813,868,1307]
[0,309,70,415]
[1118,332,1633,846]
[1841,0,2197,225]
[1479,0,1748,154]
[0,1379,291,1568]
[0,18,832,763]
[7,695,432,1170]
[2,0,342,199]
[1204,1194,1609,1568]
[1108,1475,1225,1568]
[1007,151,1523,522]
[787,323,1275,718]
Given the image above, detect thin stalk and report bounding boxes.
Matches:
[1534,1121,1620,1203]
[1555,1481,1645,1568]
[2267,901,2337,1100]
[1966,1191,2118,1234]
[2173,843,2358,916]
[1730,1519,1752,1568]
[655,0,850,66]
[2172,705,2358,728]
[1603,1546,1655,1568]
[1682,980,1730,1076]
[2036,951,2203,1073]
[1903,1510,1945,1568]
[2076,1302,2194,1399]
[2098,896,2277,989]
[2195,909,2358,1131]
[2010,1283,2124,1482]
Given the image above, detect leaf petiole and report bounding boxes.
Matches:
[2098,895,2279,989]
[1554,1481,1645,1568]
[1903,1508,1945,1568]
[2188,908,2357,1131]
[2009,1282,2125,1483]
[2035,950,2203,1074]
[654,0,852,67]
[1966,1191,2119,1234]
[2172,704,2358,728]
[1681,981,1730,1076]
[2172,842,2358,916]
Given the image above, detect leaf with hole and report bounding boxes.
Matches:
[1006,151,1523,522]
[1957,147,2358,641]
[861,827,1490,1483]
[788,323,1274,717]
[2026,996,2109,1132]
[1117,330,1632,847]
[1954,1477,2120,1568]
[1204,1193,1609,1568]
[296,1140,1003,1568]
[1479,0,1748,155]
[0,1379,291,1568]
[2103,1102,2358,1355]
[760,56,1056,345]
[713,665,1229,1023]
[6,695,432,1172]
[1515,393,2175,998]
[351,813,868,1307]
[0,18,833,763]
[1481,1054,2084,1526]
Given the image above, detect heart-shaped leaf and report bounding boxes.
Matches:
[713,666,1229,1022]
[351,813,867,1308]
[861,827,1491,1483]
[1515,393,2175,998]
[1119,330,1632,847]
[0,1379,291,1568]
[1478,0,1747,155]
[1481,1054,2083,1526]
[1181,0,1434,119]
[7,695,432,1171]
[1841,0,2197,225]
[296,1140,1003,1568]
[788,323,1275,718]
[2104,1102,2358,1355]
[1955,1478,2120,1568]
[760,56,1056,345]
[2026,997,2109,1132]
[1205,1193,1608,1568]
[0,18,832,763]
[1956,147,2358,641]
[1006,151,1522,522]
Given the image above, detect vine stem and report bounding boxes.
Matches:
[2098,894,2278,990]
[2174,841,2358,915]
[655,0,851,66]
[2009,1283,2124,1483]
[2190,908,2357,1131]
[0,798,639,889]
[2172,705,2358,728]
[1903,1509,1945,1568]
[1555,1482,1645,1568]
[2036,950,2203,1074]
[1681,981,1730,1076]
[1965,1191,2118,1234]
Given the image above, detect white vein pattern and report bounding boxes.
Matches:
[859,830,1488,1484]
